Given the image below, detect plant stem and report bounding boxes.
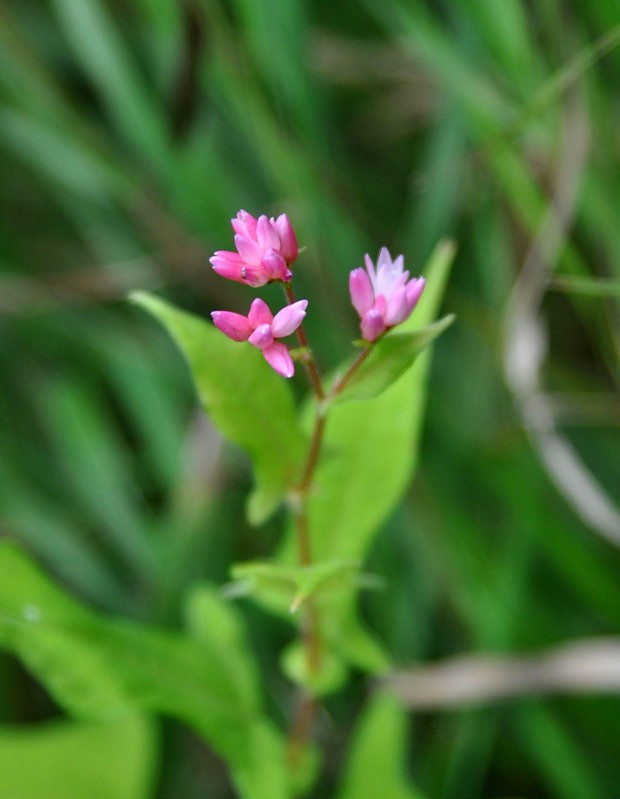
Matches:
[295,505,313,567]
[300,411,326,495]
[287,693,318,770]
[283,284,324,400]
[281,280,330,772]
[283,298,375,774]
[331,343,372,396]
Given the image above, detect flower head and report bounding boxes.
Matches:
[211,298,307,377]
[349,247,425,342]
[210,210,299,287]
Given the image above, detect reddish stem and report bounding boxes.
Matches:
[287,693,318,771]
[282,286,376,777]
[331,344,372,396]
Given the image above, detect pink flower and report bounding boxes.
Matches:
[211,298,308,377]
[210,210,299,287]
[349,247,425,342]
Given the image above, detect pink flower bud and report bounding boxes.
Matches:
[210,252,246,283]
[350,248,425,342]
[272,214,298,264]
[256,215,280,251]
[406,277,426,309]
[385,285,409,326]
[249,323,274,350]
[260,249,292,283]
[247,297,273,328]
[271,300,308,338]
[263,342,295,378]
[361,309,386,342]
[231,209,258,240]
[234,234,262,265]
[210,311,253,342]
[349,268,374,316]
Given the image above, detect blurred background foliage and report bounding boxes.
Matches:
[0,0,619,797]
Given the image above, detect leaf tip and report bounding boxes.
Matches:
[127,290,156,310]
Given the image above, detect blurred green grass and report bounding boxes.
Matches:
[1,0,620,797]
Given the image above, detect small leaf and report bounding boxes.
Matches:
[130,293,307,523]
[334,314,455,404]
[336,692,428,799]
[229,560,300,605]
[230,559,364,614]
[281,640,348,696]
[247,485,284,526]
[290,560,363,613]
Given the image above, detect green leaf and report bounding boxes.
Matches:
[0,542,288,799]
[515,704,608,799]
[281,640,348,696]
[549,275,620,297]
[0,108,124,201]
[333,315,455,404]
[230,558,364,613]
[0,715,157,799]
[130,293,307,524]
[50,0,170,173]
[336,692,428,799]
[183,583,261,713]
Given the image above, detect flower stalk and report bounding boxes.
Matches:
[209,214,428,779]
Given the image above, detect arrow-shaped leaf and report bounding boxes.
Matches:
[333,314,454,404]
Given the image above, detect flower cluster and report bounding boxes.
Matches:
[212,299,307,378]
[349,247,425,342]
[210,211,425,378]
[210,210,304,378]
[210,210,298,287]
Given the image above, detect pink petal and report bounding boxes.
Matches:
[260,249,291,282]
[271,300,308,338]
[248,323,274,351]
[234,234,262,265]
[349,268,374,317]
[373,294,387,316]
[385,285,410,326]
[248,298,273,328]
[231,209,257,239]
[256,215,280,251]
[364,254,377,289]
[405,277,425,311]
[211,311,252,341]
[210,251,246,283]
[375,249,404,298]
[210,253,269,287]
[273,214,298,263]
[262,341,295,377]
[241,265,271,287]
[361,309,386,342]
[376,247,393,270]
